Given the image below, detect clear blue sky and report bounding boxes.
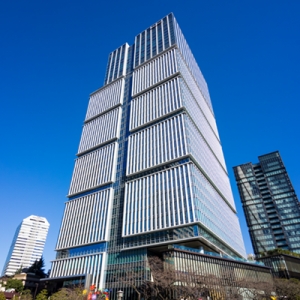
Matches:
[1,0,299,271]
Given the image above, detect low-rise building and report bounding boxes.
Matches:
[259,253,300,279]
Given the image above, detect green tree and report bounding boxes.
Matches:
[36,289,48,300]
[260,248,300,258]
[27,257,46,278]
[0,292,6,300]
[5,278,24,293]
[50,288,85,300]
[50,289,69,300]
[20,289,33,300]
[15,265,23,275]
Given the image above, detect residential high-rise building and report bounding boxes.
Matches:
[2,215,49,276]
[233,151,300,256]
[49,13,246,292]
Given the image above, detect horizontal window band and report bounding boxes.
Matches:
[67,182,113,199]
[55,241,108,252]
[130,105,224,175]
[132,72,180,98]
[84,103,122,124]
[131,74,180,104]
[129,107,184,133]
[67,185,112,202]
[76,138,118,157]
[42,274,87,280]
[122,223,199,238]
[89,76,125,97]
[189,155,236,214]
[125,155,236,214]
[121,237,200,251]
[133,44,178,71]
[130,81,226,174]
[51,252,105,263]
[122,222,243,259]
[126,156,191,181]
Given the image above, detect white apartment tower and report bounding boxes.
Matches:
[2,215,49,276]
[50,13,246,292]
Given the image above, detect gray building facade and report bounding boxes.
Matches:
[233,151,300,256]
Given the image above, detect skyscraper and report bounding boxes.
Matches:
[50,13,246,291]
[2,215,49,276]
[233,151,300,256]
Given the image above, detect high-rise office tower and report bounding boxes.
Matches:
[2,215,49,276]
[50,13,246,291]
[233,151,300,256]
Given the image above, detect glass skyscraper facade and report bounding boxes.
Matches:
[234,151,300,256]
[2,215,49,276]
[50,13,246,291]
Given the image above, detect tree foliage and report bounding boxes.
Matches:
[20,289,33,300]
[0,292,6,300]
[260,247,300,258]
[50,287,86,300]
[20,277,300,300]
[15,265,23,275]
[36,289,48,300]
[5,278,24,293]
[27,257,47,278]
